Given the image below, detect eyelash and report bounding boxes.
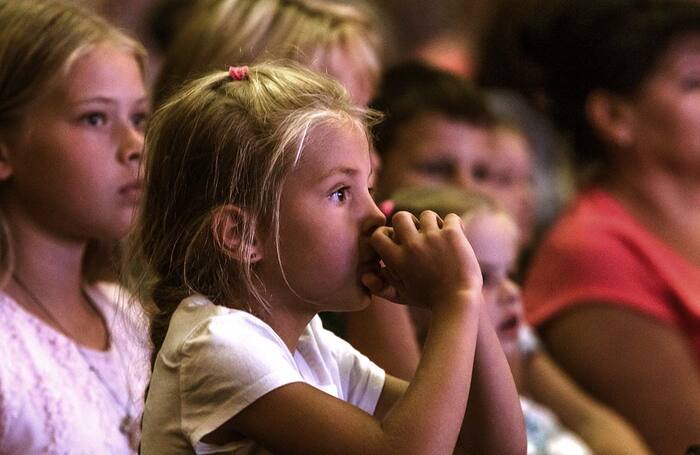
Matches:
[81,112,107,127]
[329,186,350,203]
[79,111,149,130]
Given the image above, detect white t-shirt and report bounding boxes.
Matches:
[0,282,150,454]
[141,295,386,454]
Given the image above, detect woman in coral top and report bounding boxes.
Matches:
[521,1,700,453]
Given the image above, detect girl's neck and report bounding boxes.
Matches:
[603,165,700,266]
[3,199,87,309]
[260,299,317,353]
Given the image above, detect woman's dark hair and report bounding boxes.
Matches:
[520,0,700,181]
[370,61,496,158]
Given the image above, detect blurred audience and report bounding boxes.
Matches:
[520,1,700,452]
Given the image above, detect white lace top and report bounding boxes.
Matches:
[0,282,150,454]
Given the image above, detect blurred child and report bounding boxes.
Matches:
[0,0,150,452]
[481,123,536,247]
[371,61,496,201]
[390,185,650,455]
[154,0,382,107]
[131,63,525,453]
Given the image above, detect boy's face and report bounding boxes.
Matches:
[257,122,386,315]
[377,112,492,198]
[463,211,523,356]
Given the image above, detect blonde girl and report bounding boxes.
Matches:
[154,0,382,107]
[389,185,650,455]
[0,0,150,453]
[132,62,525,453]
[153,0,419,383]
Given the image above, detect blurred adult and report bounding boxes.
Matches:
[521,1,700,452]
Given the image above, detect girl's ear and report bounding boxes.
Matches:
[0,141,13,181]
[585,90,635,148]
[211,204,264,263]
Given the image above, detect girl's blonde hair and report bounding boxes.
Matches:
[0,0,146,286]
[154,0,381,106]
[129,62,378,359]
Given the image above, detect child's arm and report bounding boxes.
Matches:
[526,350,651,454]
[220,211,523,454]
[455,305,527,454]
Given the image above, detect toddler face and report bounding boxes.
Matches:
[463,210,523,355]
[257,122,386,314]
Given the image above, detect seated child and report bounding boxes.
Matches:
[389,185,650,455]
[0,1,150,452]
[130,63,526,453]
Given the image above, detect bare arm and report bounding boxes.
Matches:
[541,304,700,454]
[218,212,523,453]
[345,297,420,380]
[456,305,526,454]
[527,349,651,454]
[228,289,480,455]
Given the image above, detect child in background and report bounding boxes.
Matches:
[153,0,382,107]
[370,61,496,201]
[389,185,650,455]
[131,63,525,454]
[481,123,536,248]
[0,0,150,452]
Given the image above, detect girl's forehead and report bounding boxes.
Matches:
[296,121,371,173]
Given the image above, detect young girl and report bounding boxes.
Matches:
[0,0,150,453]
[388,185,650,455]
[132,63,525,453]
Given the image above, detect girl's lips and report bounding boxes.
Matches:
[498,315,521,340]
[118,181,142,203]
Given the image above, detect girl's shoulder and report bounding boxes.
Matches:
[162,295,292,361]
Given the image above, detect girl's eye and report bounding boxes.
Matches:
[81,112,107,127]
[330,187,349,203]
[131,112,149,131]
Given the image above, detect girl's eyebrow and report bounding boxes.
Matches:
[318,166,359,182]
[73,96,149,105]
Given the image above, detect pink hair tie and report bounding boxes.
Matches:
[228,65,249,81]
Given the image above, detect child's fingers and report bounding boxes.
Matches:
[361,272,399,302]
[443,213,465,232]
[391,211,420,243]
[418,210,442,232]
[370,226,400,261]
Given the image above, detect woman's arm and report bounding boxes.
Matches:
[527,349,651,454]
[542,304,700,454]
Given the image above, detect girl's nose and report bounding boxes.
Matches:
[118,122,144,165]
[362,194,387,235]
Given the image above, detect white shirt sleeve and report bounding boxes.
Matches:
[179,312,303,447]
[306,317,386,415]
